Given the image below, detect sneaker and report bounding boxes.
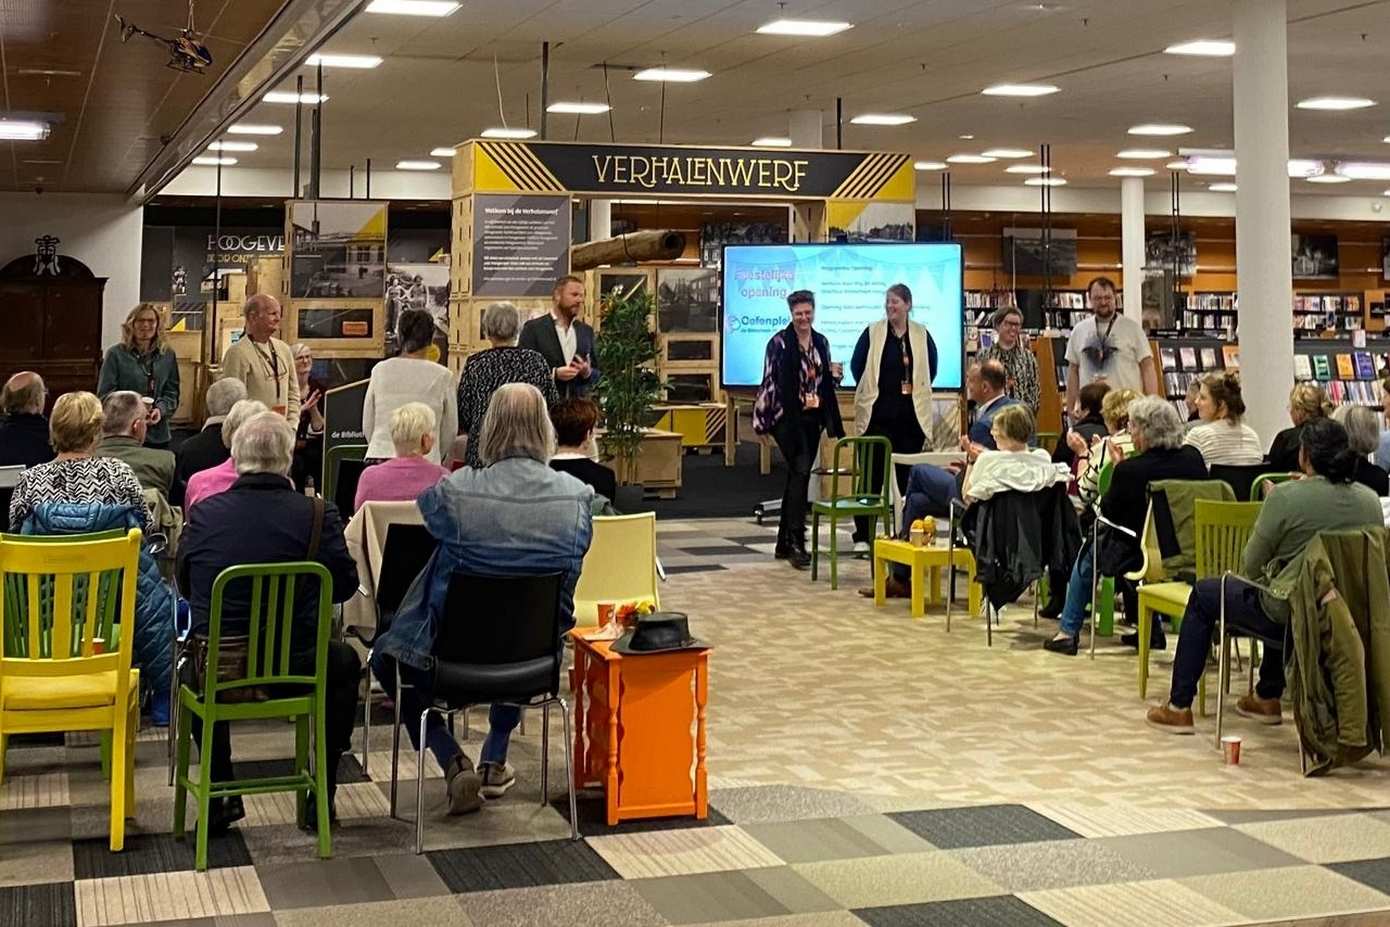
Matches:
[1236,693,1283,725]
[445,755,482,815]
[852,541,870,555]
[1042,635,1079,656]
[1146,702,1195,734]
[148,688,171,727]
[480,762,516,800]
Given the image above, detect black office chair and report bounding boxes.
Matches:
[387,571,578,853]
[1207,464,1274,506]
[333,458,370,516]
[356,522,438,775]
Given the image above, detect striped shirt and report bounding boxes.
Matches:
[1184,419,1263,466]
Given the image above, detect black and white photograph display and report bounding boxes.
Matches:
[1001,226,1079,276]
[1291,233,1339,279]
[290,201,388,298]
[1146,230,1197,278]
[385,262,449,352]
[657,267,719,333]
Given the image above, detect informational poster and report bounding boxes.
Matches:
[472,193,571,297]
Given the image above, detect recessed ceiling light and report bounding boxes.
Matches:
[1305,173,1352,184]
[305,53,382,68]
[946,153,995,164]
[264,91,328,104]
[365,0,460,15]
[1024,177,1066,186]
[1208,182,1237,192]
[227,123,282,136]
[192,156,236,166]
[982,83,1059,97]
[0,119,50,141]
[1180,150,1326,178]
[1165,159,1188,170]
[430,147,457,157]
[633,68,710,82]
[547,102,610,114]
[958,134,975,140]
[755,19,853,36]
[1296,96,1376,111]
[981,147,1032,158]
[1288,159,1325,177]
[1129,123,1193,135]
[1164,39,1235,56]
[1005,164,1050,174]
[753,137,792,147]
[480,127,537,139]
[1110,167,1155,177]
[914,160,947,170]
[208,141,257,152]
[1116,148,1171,159]
[396,160,442,170]
[850,113,916,126]
[1332,161,1390,180]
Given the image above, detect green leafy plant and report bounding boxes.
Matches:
[594,283,663,483]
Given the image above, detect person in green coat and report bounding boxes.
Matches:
[98,304,181,448]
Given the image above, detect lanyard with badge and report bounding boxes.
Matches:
[253,340,284,404]
[900,335,913,395]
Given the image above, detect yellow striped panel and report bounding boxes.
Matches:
[705,407,727,444]
[473,145,519,192]
[478,142,565,193]
[873,158,916,201]
[838,153,911,199]
[829,155,881,200]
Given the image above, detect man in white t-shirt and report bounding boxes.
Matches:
[1064,276,1158,418]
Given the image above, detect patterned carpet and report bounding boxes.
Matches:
[3,516,1389,927]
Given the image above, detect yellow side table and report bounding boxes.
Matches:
[872,538,980,622]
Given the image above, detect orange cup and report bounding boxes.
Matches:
[596,603,616,627]
[1221,735,1242,765]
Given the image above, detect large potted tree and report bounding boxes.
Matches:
[594,283,667,487]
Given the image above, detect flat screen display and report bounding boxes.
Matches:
[720,242,964,390]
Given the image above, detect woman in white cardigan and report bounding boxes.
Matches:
[361,308,457,465]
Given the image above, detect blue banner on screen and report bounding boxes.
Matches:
[720,242,963,390]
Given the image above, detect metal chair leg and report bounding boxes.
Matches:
[520,710,528,737]
[540,702,550,806]
[1089,528,1100,660]
[360,663,371,778]
[389,672,403,817]
[415,707,431,854]
[1215,574,1229,750]
[986,601,993,647]
[946,533,956,632]
[558,696,579,840]
[1033,579,1039,628]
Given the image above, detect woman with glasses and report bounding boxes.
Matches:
[977,305,1039,413]
[97,304,181,449]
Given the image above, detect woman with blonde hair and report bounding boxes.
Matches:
[1070,387,1140,508]
[1267,382,1333,472]
[1184,371,1263,466]
[98,303,180,448]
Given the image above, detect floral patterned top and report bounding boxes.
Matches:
[977,343,1041,413]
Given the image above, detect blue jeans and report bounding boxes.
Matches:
[1058,539,1096,638]
[892,464,961,582]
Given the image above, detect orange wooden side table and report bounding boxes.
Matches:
[569,631,710,826]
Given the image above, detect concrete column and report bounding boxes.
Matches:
[1120,176,1146,323]
[789,110,823,148]
[588,198,612,242]
[1233,0,1294,444]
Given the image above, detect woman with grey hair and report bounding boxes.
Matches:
[456,302,559,469]
[184,399,268,510]
[1332,404,1388,496]
[1045,396,1208,655]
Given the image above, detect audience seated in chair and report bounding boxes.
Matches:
[177,411,361,833]
[1332,404,1388,497]
[1045,397,1208,656]
[0,371,54,468]
[94,390,176,498]
[353,402,450,512]
[1148,418,1383,734]
[549,397,617,508]
[183,399,267,512]
[1052,381,1110,474]
[371,383,595,814]
[175,378,247,503]
[1184,372,1263,467]
[1267,383,1332,474]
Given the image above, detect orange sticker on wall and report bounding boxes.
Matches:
[341,321,369,337]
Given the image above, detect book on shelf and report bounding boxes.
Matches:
[1160,347,1177,370]
[1199,347,1218,369]
[1355,352,1377,380]
[1293,354,1313,380]
[1179,347,1198,369]
[1222,345,1240,368]
[1312,355,1332,380]
[1335,354,1356,379]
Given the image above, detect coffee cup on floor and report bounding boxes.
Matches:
[1221,735,1242,765]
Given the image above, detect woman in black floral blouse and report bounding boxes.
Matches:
[976,305,1040,413]
[457,302,560,468]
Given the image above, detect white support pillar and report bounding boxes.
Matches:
[1233,0,1294,444]
[1120,176,1146,323]
[588,198,612,242]
[789,110,823,149]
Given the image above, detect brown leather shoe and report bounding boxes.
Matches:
[857,576,910,600]
[1236,693,1283,725]
[1146,702,1195,735]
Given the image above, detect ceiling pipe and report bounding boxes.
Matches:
[540,41,550,141]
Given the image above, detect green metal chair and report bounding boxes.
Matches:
[811,436,893,590]
[1193,500,1262,717]
[322,443,369,504]
[1084,458,1120,658]
[173,562,334,871]
[1250,472,1298,501]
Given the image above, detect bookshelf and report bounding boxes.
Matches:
[1179,291,1237,334]
[1292,292,1363,337]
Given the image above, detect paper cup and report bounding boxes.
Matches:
[1221,735,1242,766]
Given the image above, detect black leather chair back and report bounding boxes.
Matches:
[334,458,369,515]
[1207,464,1273,503]
[376,523,438,619]
[431,572,564,706]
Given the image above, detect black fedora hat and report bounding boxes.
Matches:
[610,611,708,656]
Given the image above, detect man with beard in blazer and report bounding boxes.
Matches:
[518,275,600,399]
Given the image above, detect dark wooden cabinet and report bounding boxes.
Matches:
[0,252,105,408]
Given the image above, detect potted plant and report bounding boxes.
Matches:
[594,284,663,484]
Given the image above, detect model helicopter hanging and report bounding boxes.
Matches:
[114,0,213,74]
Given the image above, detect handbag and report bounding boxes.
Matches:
[1093,513,1141,578]
[186,496,325,703]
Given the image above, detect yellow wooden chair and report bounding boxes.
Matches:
[572,513,661,627]
[1128,503,1194,700]
[0,529,142,851]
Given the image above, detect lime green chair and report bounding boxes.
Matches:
[1190,500,1262,715]
[811,436,893,590]
[1250,472,1297,501]
[1129,503,1194,698]
[173,562,334,871]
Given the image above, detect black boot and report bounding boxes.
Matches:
[1121,624,1167,650]
[773,530,794,560]
[787,536,812,570]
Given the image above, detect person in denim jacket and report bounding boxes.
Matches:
[372,383,594,812]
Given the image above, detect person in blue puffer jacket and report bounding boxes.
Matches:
[22,501,176,725]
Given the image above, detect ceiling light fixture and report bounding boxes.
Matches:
[755,19,853,36]
[264,91,328,104]
[1333,161,1390,180]
[1165,159,1188,170]
[1164,39,1235,56]
[753,137,792,147]
[1296,96,1376,110]
[480,127,537,139]
[945,153,995,164]
[0,119,50,141]
[192,156,236,166]
[981,147,1032,158]
[1305,173,1352,184]
[981,83,1059,97]
[633,67,710,82]
[1024,177,1066,186]
[914,160,947,170]
[1180,150,1326,178]
[430,147,457,157]
[850,113,916,126]
[305,52,383,68]
[227,123,283,135]
[1005,164,1050,174]
[1287,159,1325,178]
[365,0,460,15]
[1129,123,1193,136]
[1117,148,1171,159]
[958,134,975,140]
[1109,167,1155,177]
[546,102,610,114]
[208,141,257,152]
[396,160,441,170]
[1208,182,1237,192]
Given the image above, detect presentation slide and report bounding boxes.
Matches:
[720,243,963,390]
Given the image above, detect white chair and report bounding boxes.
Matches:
[889,452,965,528]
